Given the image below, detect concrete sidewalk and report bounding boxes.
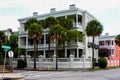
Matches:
[0,73,25,80]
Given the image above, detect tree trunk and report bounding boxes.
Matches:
[56,38,58,70]
[33,39,37,69]
[92,36,95,69]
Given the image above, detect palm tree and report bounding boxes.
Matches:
[86,20,103,69]
[45,16,58,57]
[25,18,42,69]
[49,24,65,70]
[58,18,73,55]
[67,30,84,55]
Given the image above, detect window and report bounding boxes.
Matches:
[99,41,104,46]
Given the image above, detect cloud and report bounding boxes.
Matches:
[0,15,19,31]
[0,0,120,35]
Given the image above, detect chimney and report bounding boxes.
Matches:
[50,8,56,13]
[105,33,109,36]
[33,12,38,16]
[69,4,76,9]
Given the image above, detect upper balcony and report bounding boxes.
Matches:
[19,41,84,49]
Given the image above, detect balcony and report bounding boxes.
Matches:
[73,22,83,31]
[19,31,28,35]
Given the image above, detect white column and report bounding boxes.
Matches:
[43,50,45,58]
[44,34,46,44]
[26,36,28,47]
[65,15,67,18]
[26,36,28,57]
[77,48,79,58]
[76,14,78,27]
[18,36,21,48]
[65,49,67,58]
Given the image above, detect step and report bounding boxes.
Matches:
[0,65,11,73]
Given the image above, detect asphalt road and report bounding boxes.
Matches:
[14,68,120,80]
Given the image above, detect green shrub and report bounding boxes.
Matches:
[98,57,107,69]
[94,62,98,67]
[17,59,27,69]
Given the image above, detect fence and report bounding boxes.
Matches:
[11,55,92,69]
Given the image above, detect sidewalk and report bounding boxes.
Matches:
[0,73,25,80]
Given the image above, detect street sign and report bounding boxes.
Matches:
[2,45,11,49]
[8,51,14,57]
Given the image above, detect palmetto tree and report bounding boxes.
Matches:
[25,18,42,69]
[45,16,58,57]
[86,20,103,69]
[59,18,73,54]
[49,24,65,70]
[67,30,84,54]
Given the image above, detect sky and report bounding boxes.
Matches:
[0,0,120,35]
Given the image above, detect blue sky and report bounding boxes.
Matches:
[0,0,120,35]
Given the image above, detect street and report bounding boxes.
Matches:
[14,68,120,80]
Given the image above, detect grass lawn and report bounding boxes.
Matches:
[88,66,119,71]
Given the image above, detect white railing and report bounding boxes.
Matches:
[11,55,92,69]
[43,58,53,62]
[74,58,83,62]
[58,58,70,62]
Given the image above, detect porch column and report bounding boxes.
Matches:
[44,34,46,44]
[65,15,67,18]
[43,50,45,58]
[76,14,78,27]
[26,36,28,57]
[77,48,79,58]
[65,49,67,58]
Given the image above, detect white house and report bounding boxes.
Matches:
[17,4,99,68]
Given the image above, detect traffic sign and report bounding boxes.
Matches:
[2,45,11,49]
[8,51,14,57]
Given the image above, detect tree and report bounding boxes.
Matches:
[115,34,120,46]
[6,34,18,57]
[45,16,58,57]
[86,20,103,69]
[59,18,73,30]
[0,31,5,60]
[49,24,65,70]
[0,31,5,48]
[66,30,84,54]
[59,18,73,55]
[98,48,111,57]
[25,18,42,69]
